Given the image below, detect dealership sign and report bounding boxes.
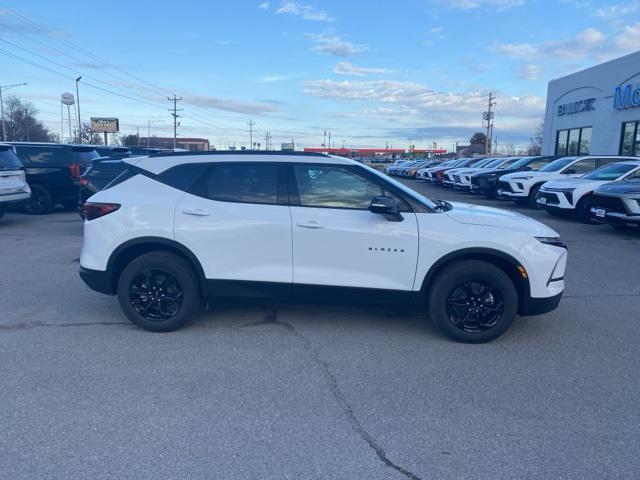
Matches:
[613,83,640,110]
[556,98,596,116]
[90,117,119,133]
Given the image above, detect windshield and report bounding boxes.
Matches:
[496,157,521,169]
[72,148,100,164]
[0,146,22,170]
[480,158,504,168]
[539,157,577,172]
[509,156,537,169]
[582,163,638,180]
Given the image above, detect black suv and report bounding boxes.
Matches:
[470,155,558,198]
[78,154,132,216]
[10,142,99,214]
[93,146,131,157]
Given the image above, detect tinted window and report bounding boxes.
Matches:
[294,165,383,209]
[0,147,22,170]
[565,158,596,174]
[159,164,209,192]
[71,148,99,165]
[84,161,128,189]
[191,163,278,204]
[15,146,69,166]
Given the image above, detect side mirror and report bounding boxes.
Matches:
[369,196,403,221]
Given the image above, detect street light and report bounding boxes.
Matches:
[0,82,27,142]
[75,76,82,143]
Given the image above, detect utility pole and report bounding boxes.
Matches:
[247,120,255,150]
[24,108,30,141]
[168,95,182,149]
[484,92,496,155]
[147,120,151,147]
[0,82,27,142]
[264,131,271,151]
[323,129,327,148]
[328,131,331,150]
[75,76,82,143]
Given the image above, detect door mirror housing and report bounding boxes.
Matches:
[369,196,403,221]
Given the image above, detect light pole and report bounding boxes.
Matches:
[0,82,27,141]
[75,76,82,143]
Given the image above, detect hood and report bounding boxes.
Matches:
[542,178,596,189]
[445,202,558,236]
[595,179,640,195]
[500,170,550,180]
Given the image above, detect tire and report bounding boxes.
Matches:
[117,251,201,332]
[575,195,595,224]
[24,185,54,215]
[528,184,542,209]
[427,260,518,343]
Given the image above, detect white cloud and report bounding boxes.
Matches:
[614,22,640,53]
[332,61,392,76]
[183,94,278,114]
[594,3,639,21]
[258,73,306,82]
[517,64,541,80]
[439,0,525,12]
[307,33,366,56]
[258,2,270,10]
[276,1,333,21]
[493,28,606,61]
[302,79,545,119]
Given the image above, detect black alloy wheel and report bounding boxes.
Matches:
[129,268,184,321]
[445,280,504,333]
[427,259,518,342]
[117,251,201,332]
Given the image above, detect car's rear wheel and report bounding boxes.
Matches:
[117,252,200,332]
[427,260,518,343]
[24,185,54,214]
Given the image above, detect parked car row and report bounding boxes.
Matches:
[413,153,640,229]
[0,142,169,219]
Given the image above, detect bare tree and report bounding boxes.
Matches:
[526,121,544,155]
[3,96,54,142]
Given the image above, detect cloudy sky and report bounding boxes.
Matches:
[1,0,638,150]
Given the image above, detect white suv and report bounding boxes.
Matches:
[0,144,31,221]
[79,152,567,342]
[537,160,640,222]
[498,156,630,208]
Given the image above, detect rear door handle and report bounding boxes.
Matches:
[183,208,210,217]
[297,220,324,229]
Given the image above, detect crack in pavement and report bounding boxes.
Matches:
[0,320,129,332]
[242,308,423,480]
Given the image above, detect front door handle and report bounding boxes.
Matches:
[297,220,324,229]
[183,208,210,217]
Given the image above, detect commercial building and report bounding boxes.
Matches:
[137,137,210,151]
[542,51,640,157]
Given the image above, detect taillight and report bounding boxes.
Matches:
[83,202,120,221]
[79,178,89,186]
[69,163,81,179]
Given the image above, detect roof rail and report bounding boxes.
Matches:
[147,150,330,158]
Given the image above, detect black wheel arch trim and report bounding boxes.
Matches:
[105,236,208,300]
[419,247,533,315]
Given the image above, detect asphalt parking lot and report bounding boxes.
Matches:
[1,182,639,480]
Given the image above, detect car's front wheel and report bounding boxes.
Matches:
[427,260,518,343]
[117,252,201,332]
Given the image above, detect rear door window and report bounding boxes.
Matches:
[189,163,279,205]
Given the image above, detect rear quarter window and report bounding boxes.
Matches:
[15,146,70,166]
[0,147,22,170]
